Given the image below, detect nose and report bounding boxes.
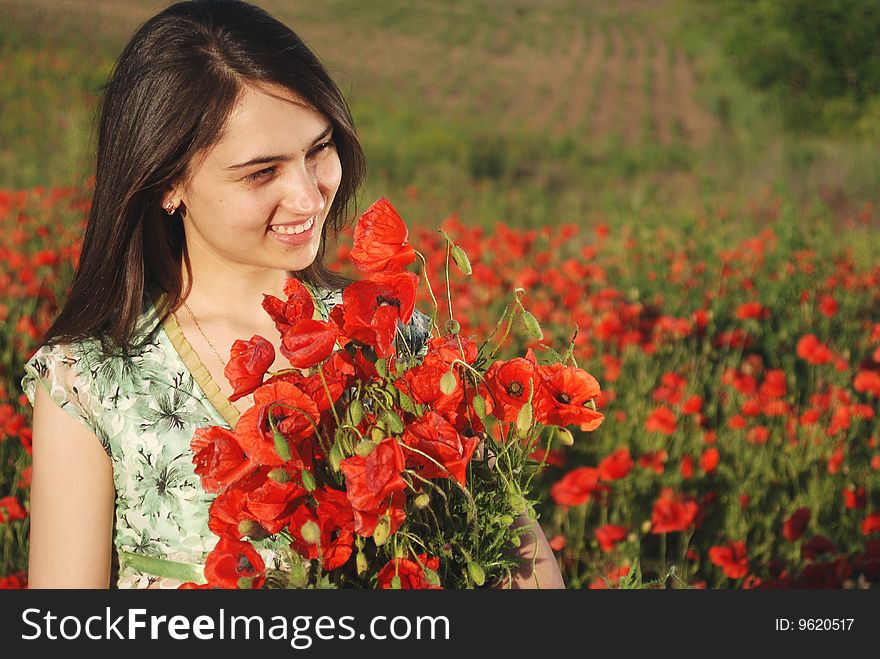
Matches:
[279,162,325,218]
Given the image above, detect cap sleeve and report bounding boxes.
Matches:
[20,342,110,457]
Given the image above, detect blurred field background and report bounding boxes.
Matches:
[1,0,878,588]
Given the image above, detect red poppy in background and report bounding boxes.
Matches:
[783,507,811,542]
[854,369,880,397]
[485,357,539,422]
[350,197,416,273]
[550,467,603,507]
[595,524,628,552]
[224,335,275,401]
[843,486,866,510]
[796,334,833,365]
[645,406,677,435]
[863,512,880,536]
[650,488,698,533]
[204,537,266,589]
[262,276,316,335]
[700,447,720,474]
[535,364,604,430]
[709,540,749,579]
[0,496,27,523]
[801,534,837,560]
[376,553,442,589]
[280,318,339,369]
[190,426,257,493]
[598,448,633,481]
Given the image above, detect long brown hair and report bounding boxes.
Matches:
[42,0,365,357]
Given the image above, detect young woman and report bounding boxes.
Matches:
[21,0,563,589]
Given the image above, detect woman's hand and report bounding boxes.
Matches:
[494,511,566,589]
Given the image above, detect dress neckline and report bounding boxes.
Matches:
[146,285,329,430]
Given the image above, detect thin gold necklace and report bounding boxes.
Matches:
[181,301,227,366]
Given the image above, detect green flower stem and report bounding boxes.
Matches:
[415,250,442,337]
[118,551,207,585]
[316,364,341,427]
[399,444,477,522]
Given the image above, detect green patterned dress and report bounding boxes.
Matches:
[20,283,431,588]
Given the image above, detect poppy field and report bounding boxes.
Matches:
[1,0,879,588]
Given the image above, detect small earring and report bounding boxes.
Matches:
[164,201,176,215]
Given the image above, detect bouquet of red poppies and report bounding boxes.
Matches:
[185,198,604,589]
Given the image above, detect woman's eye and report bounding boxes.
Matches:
[310,140,335,156]
[245,166,276,183]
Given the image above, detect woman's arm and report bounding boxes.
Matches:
[27,384,115,588]
[496,512,566,589]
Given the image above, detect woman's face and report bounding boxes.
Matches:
[169,82,342,275]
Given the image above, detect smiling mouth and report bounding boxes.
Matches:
[269,217,315,235]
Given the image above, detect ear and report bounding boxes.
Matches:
[162,181,187,216]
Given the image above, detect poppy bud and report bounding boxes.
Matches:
[272,428,291,462]
[373,514,392,547]
[237,577,255,589]
[451,244,472,275]
[520,310,543,341]
[356,550,368,576]
[445,318,461,335]
[641,519,652,534]
[508,492,527,512]
[300,520,321,545]
[499,514,515,526]
[348,399,365,426]
[390,575,402,589]
[300,469,316,492]
[237,519,258,537]
[516,401,533,435]
[268,467,291,483]
[356,439,378,457]
[467,561,486,586]
[472,394,487,420]
[554,427,575,446]
[329,441,344,471]
[587,398,598,411]
[414,492,431,509]
[384,409,404,434]
[510,535,521,547]
[424,567,441,587]
[440,369,457,395]
[287,558,308,588]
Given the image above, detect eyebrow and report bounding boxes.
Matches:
[224,124,334,170]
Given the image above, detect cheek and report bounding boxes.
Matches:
[317,153,343,196]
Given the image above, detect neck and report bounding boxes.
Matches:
[179,258,292,324]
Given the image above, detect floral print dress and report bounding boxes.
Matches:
[20,283,431,588]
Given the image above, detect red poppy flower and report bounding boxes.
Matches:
[598,448,633,481]
[645,406,677,435]
[244,476,307,534]
[288,488,356,572]
[401,410,480,486]
[340,437,408,537]
[843,486,866,510]
[700,447,720,474]
[0,496,27,523]
[783,507,811,542]
[208,487,258,540]
[595,524,628,552]
[863,512,880,536]
[298,349,355,412]
[638,450,668,474]
[190,426,257,493]
[224,335,275,402]
[796,334,833,365]
[376,553,442,589]
[280,318,339,369]
[550,467,603,507]
[203,537,266,589]
[262,276,315,335]
[534,364,604,429]
[708,540,749,579]
[650,488,698,534]
[234,382,320,468]
[485,358,538,423]
[350,197,416,273]
[342,271,419,357]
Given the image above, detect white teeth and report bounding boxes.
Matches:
[271,217,314,235]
